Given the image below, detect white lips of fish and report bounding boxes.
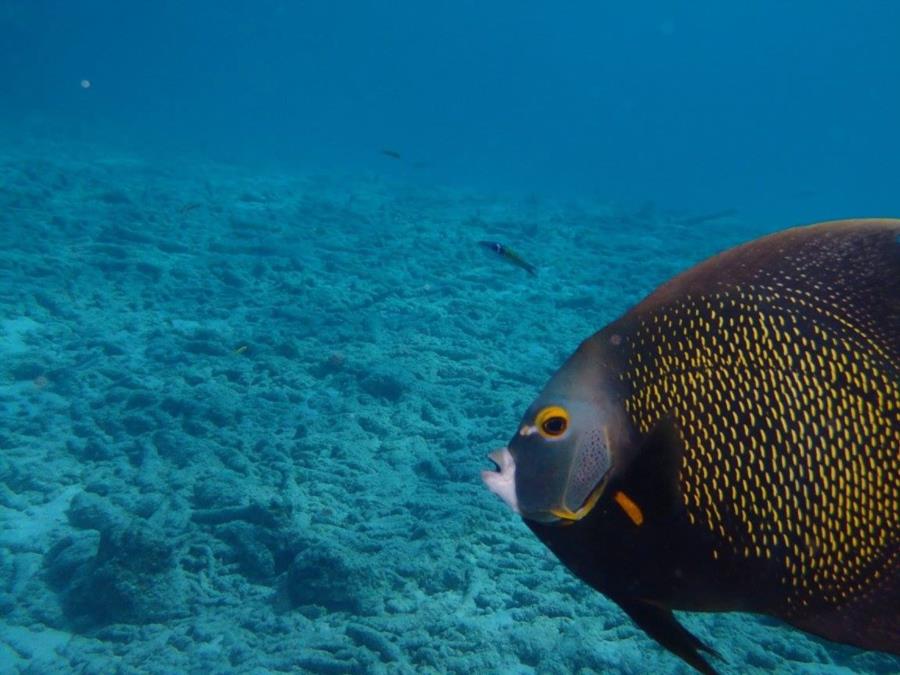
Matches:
[481,447,520,514]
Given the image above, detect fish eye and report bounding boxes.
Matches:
[543,416,567,435]
[535,406,569,439]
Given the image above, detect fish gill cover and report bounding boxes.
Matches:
[0,1,898,673]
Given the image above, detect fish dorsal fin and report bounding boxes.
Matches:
[615,597,721,675]
[611,415,686,527]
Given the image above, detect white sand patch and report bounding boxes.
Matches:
[0,623,72,671]
[0,316,41,356]
[0,485,81,553]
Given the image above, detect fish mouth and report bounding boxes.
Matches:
[482,448,609,523]
[481,447,520,514]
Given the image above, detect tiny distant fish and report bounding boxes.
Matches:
[380,149,402,160]
[478,240,537,276]
[178,202,203,215]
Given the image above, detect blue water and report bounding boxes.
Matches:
[0,2,898,673]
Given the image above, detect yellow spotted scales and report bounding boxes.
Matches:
[616,220,898,619]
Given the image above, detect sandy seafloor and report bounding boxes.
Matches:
[0,133,897,675]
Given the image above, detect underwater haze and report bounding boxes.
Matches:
[6,1,900,219]
[0,1,898,674]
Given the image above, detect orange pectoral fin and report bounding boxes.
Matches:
[614,491,645,526]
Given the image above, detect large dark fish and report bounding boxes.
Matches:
[482,219,899,673]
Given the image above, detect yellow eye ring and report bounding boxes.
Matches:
[535,406,569,439]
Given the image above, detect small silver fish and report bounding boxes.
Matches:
[478,241,537,276]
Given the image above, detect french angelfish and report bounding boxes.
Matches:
[482,219,899,673]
